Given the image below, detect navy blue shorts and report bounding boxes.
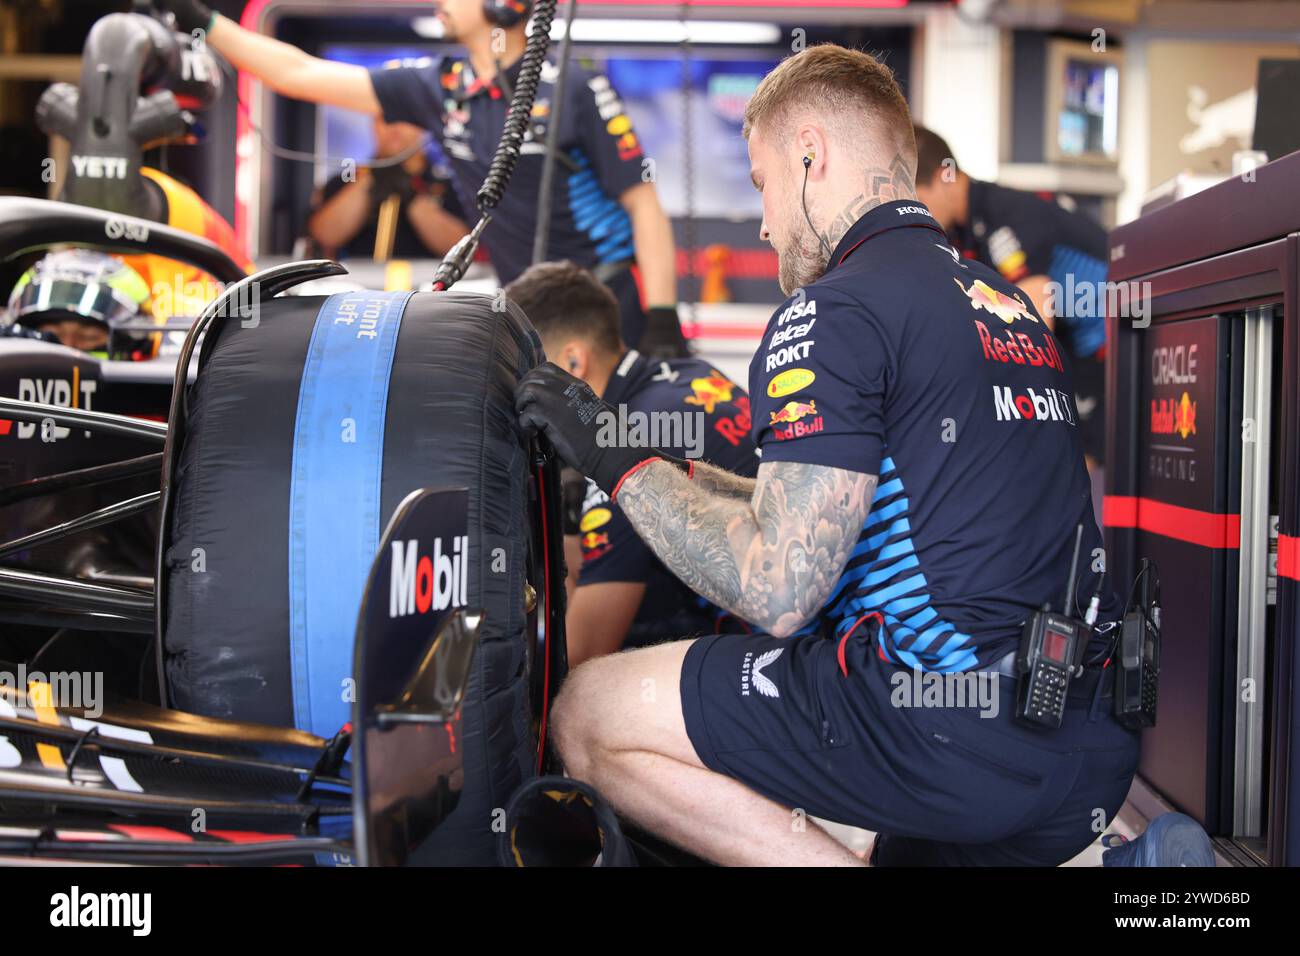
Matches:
[679,626,1140,866]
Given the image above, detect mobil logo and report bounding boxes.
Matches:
[389,535,469,617]
[993,385,1075,425]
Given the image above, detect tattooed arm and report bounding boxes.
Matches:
[689,460,757,501]
[616,458,876,637]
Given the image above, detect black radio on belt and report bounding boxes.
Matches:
[1015,525,1088,729]
[1114,558,1161,730]
[1015,611,1082,728]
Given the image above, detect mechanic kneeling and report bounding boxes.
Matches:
[515,44,1139,866]
[505,262,758,666]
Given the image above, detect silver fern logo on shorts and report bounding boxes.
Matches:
[740,648,783,698]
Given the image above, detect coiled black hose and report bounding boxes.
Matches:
[476,0,558,211]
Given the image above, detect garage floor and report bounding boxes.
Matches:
[817,775,1232,866]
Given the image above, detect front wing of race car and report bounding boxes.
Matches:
[0,679,355,865]
[0,488,486,866]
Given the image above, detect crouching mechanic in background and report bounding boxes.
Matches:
[516,44,1139,866]
[505,262,757,666]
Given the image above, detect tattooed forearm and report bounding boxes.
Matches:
[689,459,757,501]
[617,459,876,636]
[823,152,916,252]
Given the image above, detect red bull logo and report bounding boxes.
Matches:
[684,370,734,414]
[581,530,611,561]
[582,531,610,551]
[715,395,751,447]
[1151,392,1197,439]
[955,278,1036,325]
[973,320,1063,372]
[769,400,823,441]
[389,535,468,618]
[769,400,817,425]
[1176,392,1197,439]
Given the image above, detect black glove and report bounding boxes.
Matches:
[637,305,691,360]
[515,363,691,498]
[155,0,214,34]
[367,162,415,204]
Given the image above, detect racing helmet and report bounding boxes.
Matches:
[5,249,151,356]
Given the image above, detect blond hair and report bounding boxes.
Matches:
[743,44,915,169]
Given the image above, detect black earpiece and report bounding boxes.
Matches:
[800,152,832,260]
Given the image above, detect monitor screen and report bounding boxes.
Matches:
[1056,56,1119,161]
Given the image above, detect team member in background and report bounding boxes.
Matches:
[306,118,469,260]
[505,262,756,666]
[517,45,1135,866]
[158,0,689,356]
[912,125,1109,468]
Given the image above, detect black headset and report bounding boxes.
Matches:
[483,0,533,28]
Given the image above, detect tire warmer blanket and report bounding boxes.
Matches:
[288,290,411,737]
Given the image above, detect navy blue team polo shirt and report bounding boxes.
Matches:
[748,200,1116,672]
[579,350,758,642]
[369,54,645,285]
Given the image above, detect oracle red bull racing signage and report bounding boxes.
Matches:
[1149,344,1199,442]
[1143,323,1215,490]
[389,534,469,617]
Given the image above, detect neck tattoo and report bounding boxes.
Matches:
[821,153,916,254]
